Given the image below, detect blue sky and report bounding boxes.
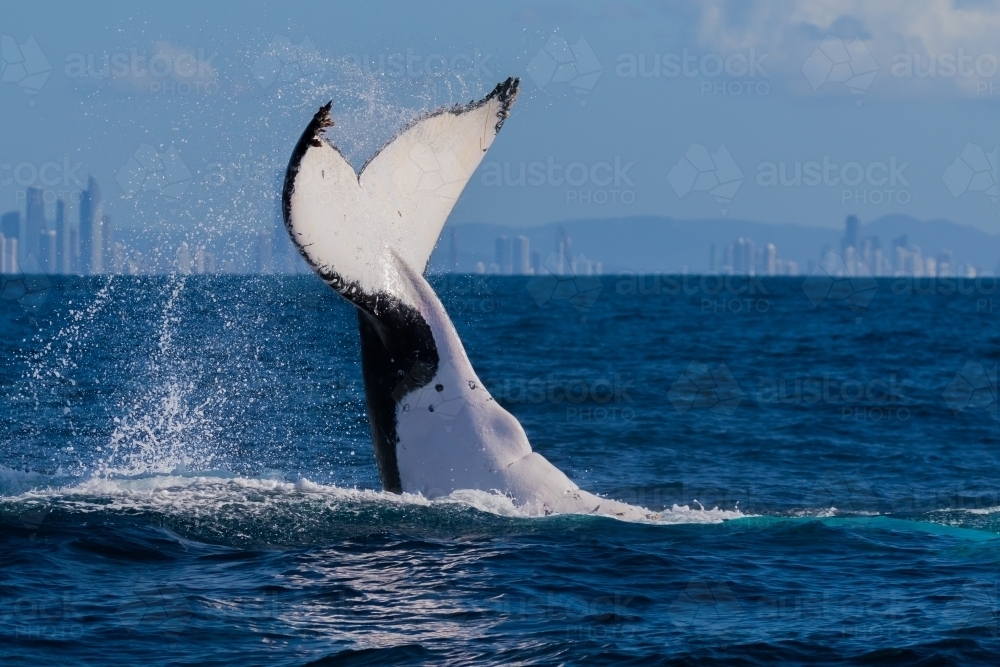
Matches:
[1,0,998,239]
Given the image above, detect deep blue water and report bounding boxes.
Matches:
[1,273,999,665]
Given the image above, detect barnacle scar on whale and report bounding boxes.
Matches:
[282,78,654,519]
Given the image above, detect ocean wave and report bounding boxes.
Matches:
[0,466,743,531]
[9,466,1000,546]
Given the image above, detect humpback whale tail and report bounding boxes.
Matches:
[282,78,653,519]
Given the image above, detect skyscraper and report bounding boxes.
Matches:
[39,229,57,273]
[765,243,777,276]
[0,233,17,274]
[556,226,572,275]
[257,228,274,274]
[25,187,45,262]
[515,235,530,275]
[908,246,923,277]
[269,171,291,273]
[924,255,937,278]
[176,242,192,274]
[0,211,19,248]
[102,214,114,273]
[842,214,860,257]
[937,250,954,277]
[448,228,459,272]
[859,235,880,273]
[723,243,735,274]
[892,235,908,275]
[79,176,102,275]
[194,246,215,274]
[733,237,754,274]
[55,198,67,274]
[68,227,79,275]
[495,235,512,275]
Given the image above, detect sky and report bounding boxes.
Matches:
[0,0,998,242]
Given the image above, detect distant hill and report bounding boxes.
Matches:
[432,215,1000,274]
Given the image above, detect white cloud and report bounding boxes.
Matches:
[111,41,218,93]
[693,0,1000,95]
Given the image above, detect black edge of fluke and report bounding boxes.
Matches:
[485,76,519,134]
[358,76,521,174]
[306,101,334,146]
[281,100,333,235]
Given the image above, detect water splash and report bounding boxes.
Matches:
[24,277,116,402]
[100,276,226,477]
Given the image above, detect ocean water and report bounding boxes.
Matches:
[1,273,998,665]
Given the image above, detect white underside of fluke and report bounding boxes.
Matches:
[391,257,651,520]
[287,92,511,304]
[285,81,656,520]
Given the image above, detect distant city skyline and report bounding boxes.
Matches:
[705,214,978,279]
[1,2,998,238]
[0,171,993,280]
[0,175,304,276]
[432,214,1000,278]
[480,227,602,277]
[2,2,997,277]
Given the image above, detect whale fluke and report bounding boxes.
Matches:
[283,78,653,519]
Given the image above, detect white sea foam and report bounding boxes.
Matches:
[0,467,742,525]
[930,506,1000,516]
[786,507,843,518]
